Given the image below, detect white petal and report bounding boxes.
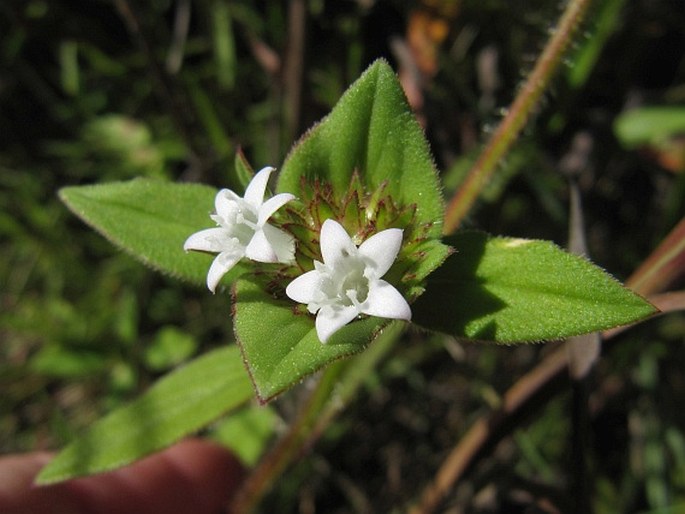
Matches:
[257,193,295,226]
[316,305,359,343]
[215,189,242,220]
[358,228,403,278]
[261,223,295,262]
[206,249,244,293]
[184,228,236,253]
[362,280,411,321]
[243,166,274,208]
[320,219,357,267]
[285,270,322,304]
[244,229,278,262]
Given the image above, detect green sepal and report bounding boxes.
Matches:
[234,148,255,190]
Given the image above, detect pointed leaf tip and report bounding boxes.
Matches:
[277,59,444,239]
[59,179,248,288]
[413,232,657,343]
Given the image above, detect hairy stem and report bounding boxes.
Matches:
[443,0,594,234]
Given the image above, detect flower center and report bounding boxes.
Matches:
[314,254,370,312]
[215,199,259,246]
[340,264,369,307]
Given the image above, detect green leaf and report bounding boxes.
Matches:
[277,59,444,238]
[413,232,658,342]
[59,179,246,287]
[614,107,685,148]
[36,346,253,484]
[211,0,237,89]
[233,277,400,402]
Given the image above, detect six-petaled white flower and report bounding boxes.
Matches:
[286,219,411,343]
[184,166,295,293]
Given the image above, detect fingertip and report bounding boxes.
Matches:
[70,439,245,514]
[158,439,246,511]
[0,440,244,514]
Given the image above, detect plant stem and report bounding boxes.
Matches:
[626,216,685,295]
[443,0,594,234]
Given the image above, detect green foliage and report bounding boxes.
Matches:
[36,346,253,484]
[44,114,175,181]
[53,58,655,420]
[414,232,657,342]
[211,0,238,90]
[29,344,108,379]
[143,326,198,371]
[234,149,255,190]
[614,107,685,147]
[277,60,445,239]
[565,0,626,88]
[229,60,451,400]
[233,277,398,402]
[211,405,278,466]
[2,1,684,512]
[59,179,245,286]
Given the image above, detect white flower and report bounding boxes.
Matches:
[184,166,295,293]
[286,219,411,343]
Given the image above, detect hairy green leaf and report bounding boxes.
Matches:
[277,59,444,238]
[59,179,246,287]
[233,277,402,402]
[36,346,253,484]
[413,232,657,342]
[393,238,453,300]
